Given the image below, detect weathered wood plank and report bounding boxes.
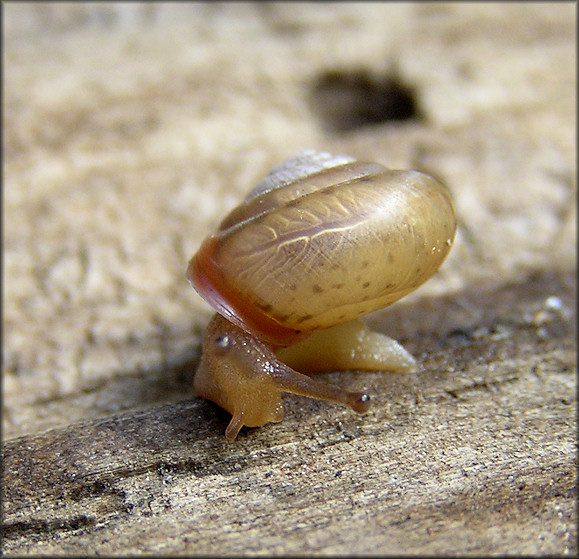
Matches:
[3,270,576,556]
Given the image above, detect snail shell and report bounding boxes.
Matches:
[188,150,456,347]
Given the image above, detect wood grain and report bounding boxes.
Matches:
[3,270,575,555]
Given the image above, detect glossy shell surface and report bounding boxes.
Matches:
[188,151,456,346]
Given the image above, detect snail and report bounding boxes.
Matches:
[186,150,456,440]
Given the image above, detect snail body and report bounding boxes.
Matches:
[187,150,456,439]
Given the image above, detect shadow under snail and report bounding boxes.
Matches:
[186,150,456,440]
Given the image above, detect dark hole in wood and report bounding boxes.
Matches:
[310,69,422,132]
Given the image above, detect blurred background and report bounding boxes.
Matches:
[3,3,575,439]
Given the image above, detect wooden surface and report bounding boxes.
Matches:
[3,269,576,555]
[3,4,576,556]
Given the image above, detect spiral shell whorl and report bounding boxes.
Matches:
[246,150,356,201]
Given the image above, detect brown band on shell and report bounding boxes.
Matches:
[187,236,306,347]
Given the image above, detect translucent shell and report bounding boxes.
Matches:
[187,150,456,347]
